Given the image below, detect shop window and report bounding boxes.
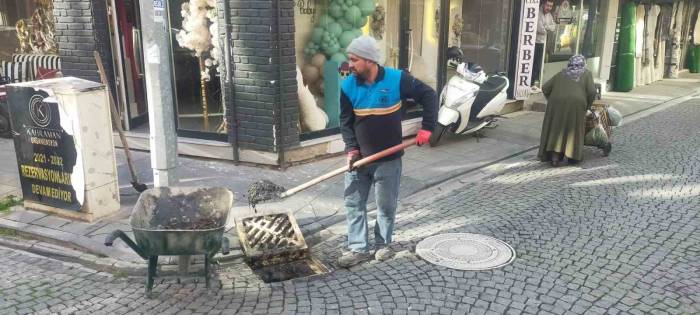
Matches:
[0,0,57,60]
[407,0,439,90]
[168,0,224,135]
[294,0,447,139]
[546,0,603,62]
[294,0,400,137]
[578,0,603,58]
[449,0,512,74]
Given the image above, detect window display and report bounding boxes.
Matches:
[449,0,512,74]
[546,0,602,62]
[295,0,447,137]
[0,0,57,60]
[169,0,224,134]
[295,0,399,135]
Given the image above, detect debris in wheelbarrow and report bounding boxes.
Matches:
[104,187,233,294]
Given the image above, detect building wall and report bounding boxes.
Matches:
[53,0,302,155]
[226,0,300,152]
[53,0,116,96]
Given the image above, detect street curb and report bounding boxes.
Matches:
[0,217,141,263]
[0,235,146,276]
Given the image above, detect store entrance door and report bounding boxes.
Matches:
[397,0,440,90]
[109,0,148,131]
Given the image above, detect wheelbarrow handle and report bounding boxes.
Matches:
[104,230,148,260]
[104,230,122,246]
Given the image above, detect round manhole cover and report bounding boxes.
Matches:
[416,233,515,270]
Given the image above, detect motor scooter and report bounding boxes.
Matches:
[429,49,510,147]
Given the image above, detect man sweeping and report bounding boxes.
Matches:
[337,36,438,268]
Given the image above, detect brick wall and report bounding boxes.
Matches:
[53,0,116,95]
[227,0,300,152]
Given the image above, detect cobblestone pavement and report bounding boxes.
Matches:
[1,100,699,314]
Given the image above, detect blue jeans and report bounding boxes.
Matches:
[344,158,402,253]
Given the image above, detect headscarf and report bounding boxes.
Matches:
[564,54,586,81]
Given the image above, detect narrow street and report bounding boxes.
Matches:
[1,99,699,314]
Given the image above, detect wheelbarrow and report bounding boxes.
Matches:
[104,187,233,293]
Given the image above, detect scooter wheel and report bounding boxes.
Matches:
[429,123,448,147]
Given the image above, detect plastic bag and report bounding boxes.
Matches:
[584,124,609,147]
[607,106,623,126]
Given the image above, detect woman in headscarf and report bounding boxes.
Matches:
[538,54,596,166]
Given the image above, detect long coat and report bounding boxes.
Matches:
[537,70,596,161]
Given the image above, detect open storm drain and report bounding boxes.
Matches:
[416,233,516,270]
[235,212,328,283]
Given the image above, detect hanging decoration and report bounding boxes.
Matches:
[15,0,57,54]
[175,0,222,131]
[434,4,440,39]
[300,0,376,97]
[303,0,375,61]
[450,13,463,47]
[370,5,385,40]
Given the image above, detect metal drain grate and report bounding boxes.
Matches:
[416,233,516,270]
[235,212,309,267]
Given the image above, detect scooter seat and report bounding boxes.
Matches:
[479,76,508,93]
[470,76,507,120]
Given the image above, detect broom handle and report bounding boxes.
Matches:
[94,51,138,182]
[279,139,415,198]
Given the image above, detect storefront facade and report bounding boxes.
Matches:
[23,1,697,164]
[531,0,699,93]
[0,0,519,165]
[293,0,517,139]
[537,0,611,89]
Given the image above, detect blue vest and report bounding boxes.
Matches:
[340,67,405,161]
[341,68,403,117]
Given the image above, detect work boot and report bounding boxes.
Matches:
[337,251,372,268]
[374,247,395,262]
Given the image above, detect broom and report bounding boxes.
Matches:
[94,51,148,193]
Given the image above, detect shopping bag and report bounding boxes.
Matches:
[584,124,609,147]
[607,106,623,126]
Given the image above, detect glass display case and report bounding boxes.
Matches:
[546,0,602,62]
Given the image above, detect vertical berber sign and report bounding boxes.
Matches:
[514,0,540,100]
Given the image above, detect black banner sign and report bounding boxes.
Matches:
[7,86,83,211]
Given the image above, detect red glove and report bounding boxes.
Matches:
[347,149,361,171]
[415,129,432,146]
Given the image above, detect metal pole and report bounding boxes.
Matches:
[436,0,450,92]
[139,0,178,187]
[222,0,239,163]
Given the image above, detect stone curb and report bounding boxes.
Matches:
[0,217,142,263]
[0,235,146,276]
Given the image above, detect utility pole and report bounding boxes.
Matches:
[139,0,178,187]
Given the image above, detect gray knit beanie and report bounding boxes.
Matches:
[346,36,382,64]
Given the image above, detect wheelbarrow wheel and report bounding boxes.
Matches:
[147,256,158,294]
